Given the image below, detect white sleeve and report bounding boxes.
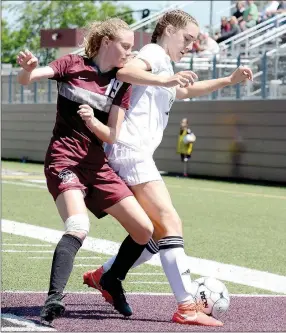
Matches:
[136,44,165,74]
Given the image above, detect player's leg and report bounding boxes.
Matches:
[41,167,89,324]
[83,164,153,316]
[104,196,153,278]
[102,235,158,272]
[131,181,222,326]
[97,180,223,326]
[99,197,153,316]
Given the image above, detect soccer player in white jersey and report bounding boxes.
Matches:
[82,9,253,327]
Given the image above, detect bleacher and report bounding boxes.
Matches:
[173,6,286,100]
[2,1,286,102]
[219,13,286,57]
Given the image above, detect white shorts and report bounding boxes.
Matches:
[105,142,162,186]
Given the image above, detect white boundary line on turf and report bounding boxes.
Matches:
[4,179,286,200]
[2,219,286,294]
[2,290,286,297]
[2,180,47,189]
[28,256,103,260]
[1,313,56,331]
[2,244,52,247]
[167,183,286,200]
[2,250,54,253]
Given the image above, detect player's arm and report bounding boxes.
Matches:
[17,49,54,85]
[117,58,165,86]
[176,66,253,100]
[77,104,125,144]
[117,58,197,88]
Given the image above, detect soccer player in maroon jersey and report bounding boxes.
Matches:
[16,18,154,324]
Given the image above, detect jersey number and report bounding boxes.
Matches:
[105,79,123,98]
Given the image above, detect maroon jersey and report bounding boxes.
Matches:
[45,54,132,169]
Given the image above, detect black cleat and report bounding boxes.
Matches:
[40,292,65,324]
[100,271,132,317]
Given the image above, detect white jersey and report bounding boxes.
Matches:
[117,43,176,155]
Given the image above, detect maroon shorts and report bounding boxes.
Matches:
[44,162,133,218]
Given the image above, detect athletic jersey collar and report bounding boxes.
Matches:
[88,58,118,77]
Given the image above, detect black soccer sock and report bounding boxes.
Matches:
[108,235,147,281]
[48,234,82,295]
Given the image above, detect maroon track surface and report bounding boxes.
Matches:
[2,292,286,331]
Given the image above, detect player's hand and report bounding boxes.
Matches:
[229,66,253,85]
[162,71,198,88]
[17,49,38,72]
[77,104,95,128]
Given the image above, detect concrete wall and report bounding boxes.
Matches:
[154,100,286,183]
[2,100,286,182]
[2,104,57,162]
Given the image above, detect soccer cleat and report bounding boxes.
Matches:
[99,270,132,317]
[40,292,65,325]
[83,267,113,304]
[172,302,224,327]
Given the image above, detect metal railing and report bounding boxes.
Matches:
[219,13,286,54]
[223,15,286,57]
[3,48,286,103]
[72,1,196,56]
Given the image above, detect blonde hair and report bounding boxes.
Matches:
[151,9,199,44]
[84,18,130,59]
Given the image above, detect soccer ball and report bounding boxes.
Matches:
[183,133,196,144]
[192,277,230,319]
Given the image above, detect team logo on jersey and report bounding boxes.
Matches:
[165,97,175,115]
[169,97,175,109]
[58,169,78,184]
[105,78,123,98]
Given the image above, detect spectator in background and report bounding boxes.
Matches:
[259,1,280,22]
[216,16,241,43]
[190,39,200,53]
[220,16,231,35]
[177,118,196,177]
[196,32,220,57]
[275,1,286,29]
[240,0,259,31]
[233,1,245,22]
[274,0,286,15]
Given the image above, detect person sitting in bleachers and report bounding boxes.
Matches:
[275,0,286,13]
[233,1,245,23]
[196,32,220,57]
[220,16,231,35]
[240,0,259,31]
[259,0,280,22]
[216,16,241,43]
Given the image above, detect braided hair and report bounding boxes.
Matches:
[151,9,199,44]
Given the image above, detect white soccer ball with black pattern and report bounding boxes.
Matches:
[192,277,230,319]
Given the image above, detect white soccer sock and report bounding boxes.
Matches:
[102,255,116,273]
[158,236,195,304]
[102,238,158,273]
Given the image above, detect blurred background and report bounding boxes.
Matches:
[2,0,286,183]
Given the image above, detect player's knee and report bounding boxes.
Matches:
[159,207,182,236]
[133,223,154,245]
[64,214,90,241]
[143,223,154,243]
